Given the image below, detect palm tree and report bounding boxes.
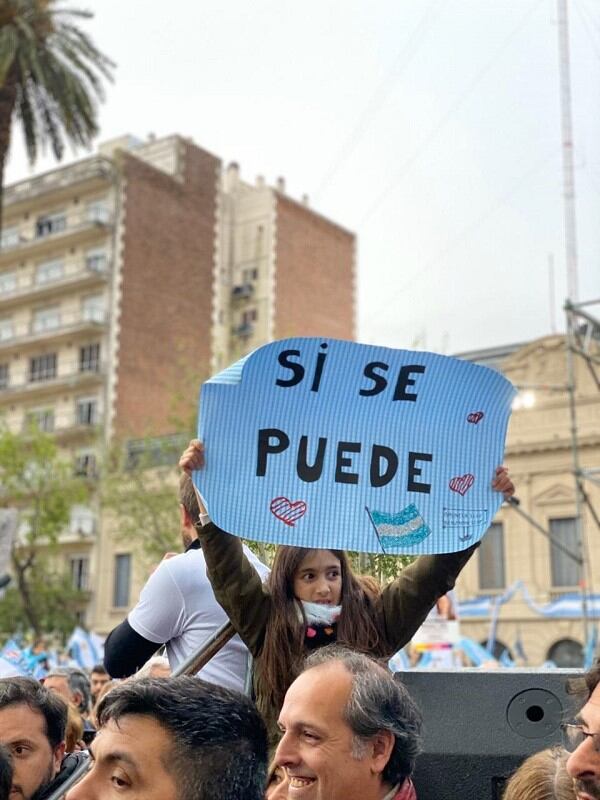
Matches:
[0,0,113,233]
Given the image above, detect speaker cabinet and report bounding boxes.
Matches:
[394,668,582,800]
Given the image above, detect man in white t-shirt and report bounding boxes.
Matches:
[103,474,269,692]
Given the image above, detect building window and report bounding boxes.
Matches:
[0,318,14,342]
[70,556,90,591]
[79,343,100,373]
[35,211,66,238]
[86,199,110,224]
[0,225,21,249]
[76,397,98,426]
[74,452,97,478]
[242,308,257,324]
[113,554,131,607]
[35,259,64,285]
[70,505,96,537]
[478,522,505,590]
[85,248,108,273]
[547,638,583,668]
[0,271,17,295]
[242,267,258,282]
[24,408,55,433]
[29,353,57,382]
[32,306,61,333]
[0,364,8,390]
[550,517,581,587]
[82,294,105,323]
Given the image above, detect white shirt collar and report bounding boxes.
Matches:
[381,784,401,800]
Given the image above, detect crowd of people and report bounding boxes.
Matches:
[0,438,597,799]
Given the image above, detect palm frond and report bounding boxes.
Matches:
[2,0,113,166]
[0,28,19,85]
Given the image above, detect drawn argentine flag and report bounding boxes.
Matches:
[366,504,431,552]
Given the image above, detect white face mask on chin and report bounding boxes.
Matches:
[300,601,342,626]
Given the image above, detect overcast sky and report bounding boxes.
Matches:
[5,0,600,354]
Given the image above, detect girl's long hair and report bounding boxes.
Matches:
[257,545,385,719]
[502,748,575,800]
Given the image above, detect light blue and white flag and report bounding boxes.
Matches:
[67,627,104,670]
[0,655,27,678]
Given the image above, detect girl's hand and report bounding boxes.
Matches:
[492,466,514,500]
[179,439,205,475]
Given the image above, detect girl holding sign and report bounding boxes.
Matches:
[180,440,514,743]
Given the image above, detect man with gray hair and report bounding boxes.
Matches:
[44,668,91,718]
[275,645,421,800]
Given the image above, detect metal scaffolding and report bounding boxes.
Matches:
[565,298,600,648]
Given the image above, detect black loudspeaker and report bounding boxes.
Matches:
[394,668,582,800]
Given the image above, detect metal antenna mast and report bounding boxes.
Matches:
[557,0,579,302]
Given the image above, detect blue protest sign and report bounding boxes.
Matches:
[195,338,515,554]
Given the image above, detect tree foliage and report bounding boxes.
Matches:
[0,423,89,637]
[0,0,114,229]
[100,436,188,563]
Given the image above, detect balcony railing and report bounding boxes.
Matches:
[231,321,254,338]
[0,309,109,351]
[2,157,114,208]
[231,283,254,301]
[0,262,111,308]
[0,209,113,259]
[21,409,103,437]
[0,361,106,399]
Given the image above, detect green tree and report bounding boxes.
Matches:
[101,435,191,563]
[0,0,114,231]
[0,423,89,638]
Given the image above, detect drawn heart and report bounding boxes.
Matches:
[270,497,307,527]
[449,474,475,496]
[467,411,485,424]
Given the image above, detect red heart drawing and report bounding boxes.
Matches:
[449,474,475,496]
[467,411,485,424]
[270,497,307,527]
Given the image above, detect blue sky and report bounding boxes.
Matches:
[5,0,600,353]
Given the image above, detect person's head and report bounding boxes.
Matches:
[0,744,13,800]
[44,668,91,716]
[503,748,576,800]
[90,665,110,702]
[259,547,382,717]
[91,680,118,729]
[179,473,202,549]
[275,645,422,800]
[0,677,67,800]
[65,703,84,753]
[66,676,268,800]
[266,763,289,800]
[565,662,600,799]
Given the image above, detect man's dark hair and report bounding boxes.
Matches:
[179,473,201,525]
[0,744,12,800]
[304,645,422,787]
[45,668,91,714]
[91,663,108,676]
[0,677,67,749]
[97,676,268,800]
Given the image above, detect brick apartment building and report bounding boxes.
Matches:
[0,133,355,630]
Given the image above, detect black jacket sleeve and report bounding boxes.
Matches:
[103,619,161,678]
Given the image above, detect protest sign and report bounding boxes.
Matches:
[196,338,515,554]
